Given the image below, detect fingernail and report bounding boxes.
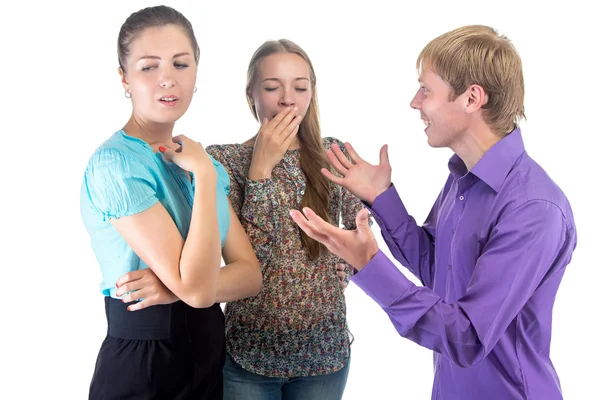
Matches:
[158,146,166,153]
[127,306,131,311]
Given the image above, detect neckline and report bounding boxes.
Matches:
[118,129,155,152]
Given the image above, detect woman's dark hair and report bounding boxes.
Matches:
[118,5,200,72]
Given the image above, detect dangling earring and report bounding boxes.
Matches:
[124,90,131,98]
[193,87,197,93]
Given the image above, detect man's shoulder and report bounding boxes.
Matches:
[500,152,574,225]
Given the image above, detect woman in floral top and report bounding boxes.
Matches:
[205,39,368,400]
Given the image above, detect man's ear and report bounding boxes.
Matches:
[465,84,488,114]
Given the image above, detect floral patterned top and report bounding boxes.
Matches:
[206,137,367,378]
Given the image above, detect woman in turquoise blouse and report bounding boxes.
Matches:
[80,6,261,399]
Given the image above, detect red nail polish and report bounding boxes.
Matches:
[127,306,131,311]
[158,146,166,153]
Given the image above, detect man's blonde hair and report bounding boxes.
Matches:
[417,25,526,135]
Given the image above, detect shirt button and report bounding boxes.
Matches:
[451,228,456,234]
[459,195,465,201]
[448,264,452,270]
[300,190,305,195]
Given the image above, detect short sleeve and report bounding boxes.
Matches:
[83,148,158,221]
[209,154,231,196]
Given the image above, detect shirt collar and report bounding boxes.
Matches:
[448,128,526,192]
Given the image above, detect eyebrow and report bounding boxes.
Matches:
[261,77,310,83]
[137,52,191,61]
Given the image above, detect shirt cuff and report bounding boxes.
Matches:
[363,184,411,233]
[245,178,275,203]
[351,250,414,308]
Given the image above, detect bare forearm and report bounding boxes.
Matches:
[179,174,221,306]
[161,260,261,304]
[215,260,262,302]
[248,163,273,180]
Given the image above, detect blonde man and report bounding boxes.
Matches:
[291,25,576,400]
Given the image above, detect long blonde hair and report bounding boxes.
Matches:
[246,39,331,260]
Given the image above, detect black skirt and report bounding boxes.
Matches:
[89,296,225,399]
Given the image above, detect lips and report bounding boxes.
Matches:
[158,95,179,106]
[420,114,431,127]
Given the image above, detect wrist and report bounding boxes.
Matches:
[369,183,392,205]
[192,167,217,183]
[365,191,380,206]
[248,164,273,180]
[354,244,379,272]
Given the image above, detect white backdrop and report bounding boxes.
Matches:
[1,1,597,399]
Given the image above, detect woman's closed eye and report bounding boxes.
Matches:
[140,63,189,72]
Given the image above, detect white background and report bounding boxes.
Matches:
[1,1,597,399]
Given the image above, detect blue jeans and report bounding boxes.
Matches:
[223,353,350,400]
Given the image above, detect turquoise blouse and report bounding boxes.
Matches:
[80,130,231,298]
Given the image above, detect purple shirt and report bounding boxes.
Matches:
[353,129,577,400]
